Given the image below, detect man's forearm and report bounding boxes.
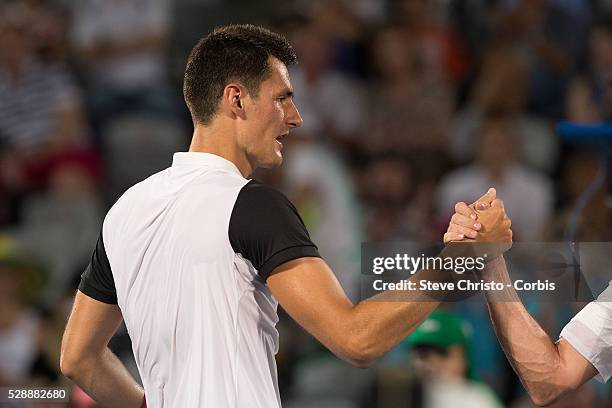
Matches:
[63,347,144,408]
[483,256,570,406]
[345,256,457,367]
[349,295,439,366]
[345,243,502,366]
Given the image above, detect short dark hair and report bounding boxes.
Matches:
[183,24,297,125]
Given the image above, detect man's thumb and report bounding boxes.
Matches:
[472,187,496,208]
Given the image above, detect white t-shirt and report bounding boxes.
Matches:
[79,152,320,407]
[560,283,612,383]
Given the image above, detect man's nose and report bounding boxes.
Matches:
[287,100,303,128]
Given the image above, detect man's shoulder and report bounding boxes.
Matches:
[236,180,293,207]
[239,179,282,194]
[231,180,301,225]
[103,168,171,223]
[114,168,169,201]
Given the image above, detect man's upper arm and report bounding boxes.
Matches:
[555,338,598,389]
[229,182,357,359]
[267,257,355,361]
[229,180,321,281]
[79,229,118,304]
[62,291,123,365]
[63,226,121,364]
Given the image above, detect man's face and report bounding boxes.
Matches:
[412,344,468,381]
[0,25,31,66]
[237,57,303,169]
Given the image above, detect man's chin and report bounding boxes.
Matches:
[259,155,283,169]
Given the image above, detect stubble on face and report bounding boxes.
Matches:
[242,58,296,170]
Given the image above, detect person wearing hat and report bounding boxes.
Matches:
[0,237,47,385]
[406,310,503,408]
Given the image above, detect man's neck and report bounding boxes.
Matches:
[188,123,254,177]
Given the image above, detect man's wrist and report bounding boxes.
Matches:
[481,255,505,281]
[481,255,509,282]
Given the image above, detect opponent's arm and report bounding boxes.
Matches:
[446,201,598,406]
[60,291,145,408]
[482,257,597,406]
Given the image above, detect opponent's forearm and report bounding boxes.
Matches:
[484,257,567,406]
[62,347,144,408]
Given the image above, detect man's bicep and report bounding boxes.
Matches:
[62,290,123,361]
[268,257,354,349]
[557,338,599,387]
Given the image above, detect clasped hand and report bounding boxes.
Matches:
[443,188,513,258]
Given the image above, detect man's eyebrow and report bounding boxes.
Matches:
[278,90,294,97]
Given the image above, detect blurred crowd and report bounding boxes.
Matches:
[1,0,611,407]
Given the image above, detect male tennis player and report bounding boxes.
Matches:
[60,24,511,408]
[446,202,610,406]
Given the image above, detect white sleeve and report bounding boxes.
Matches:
[560,283,612,383]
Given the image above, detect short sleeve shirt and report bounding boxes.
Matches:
[78,152,320,408]
[560,282,612,383]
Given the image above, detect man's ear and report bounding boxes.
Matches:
[222,83,247,119]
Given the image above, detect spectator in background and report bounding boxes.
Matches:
[69,0,177,133]
[448,0,495,67]
[404,310,502,408]
[16,152,103,306]
[363,25,454,155]
[303,0,377,78]
[566,18,612,123]
[0,2,91,225]
[449,45,559,173]
[360,154,439,242]
[493,0,590,118]
[0,243,45,386]
[24,0,71,63]
[545,149,612,242]
[437,112,553,240]
[361,154,415,241]
[288,18,366,143]
[396,0,471,85]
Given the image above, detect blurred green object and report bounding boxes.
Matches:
[0,235,48,305]
[405,309,478,380]
[406,309,472,349]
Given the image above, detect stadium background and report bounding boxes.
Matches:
[0,0,611,406]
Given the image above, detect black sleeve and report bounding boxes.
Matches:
[229,180,321,281]
[78,229,118,304]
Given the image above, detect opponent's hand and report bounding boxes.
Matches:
[444,194,513,259]
[471,199,513,245]
[444,188,496,243]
